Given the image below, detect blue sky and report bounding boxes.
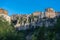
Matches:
[0,0,60,15]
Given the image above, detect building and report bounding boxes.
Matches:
[0,8,8,15]
[0,8,11,23]
[33,12,41,16]
[45,8,56,18]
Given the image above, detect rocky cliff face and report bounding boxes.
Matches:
[11,8,59,30]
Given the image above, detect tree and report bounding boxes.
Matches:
[54,17,60,40]
[0,17,17,40]
[32,26,46,40]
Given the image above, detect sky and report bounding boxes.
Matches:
[0,0,60,16]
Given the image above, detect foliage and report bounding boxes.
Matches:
[0,16,60,40]
[0,17,26,40]
[32,18,60,40]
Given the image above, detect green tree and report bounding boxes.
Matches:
[54,17,60,40]
[32,26,46,40]
[0,17,17,40]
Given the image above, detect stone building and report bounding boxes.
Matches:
[0,8,8,15]
[45,8,56,18]
[0,8,11,23]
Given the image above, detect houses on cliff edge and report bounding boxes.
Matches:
[0,8,60,30]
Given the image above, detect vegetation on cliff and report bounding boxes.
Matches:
[0,16,60,40]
